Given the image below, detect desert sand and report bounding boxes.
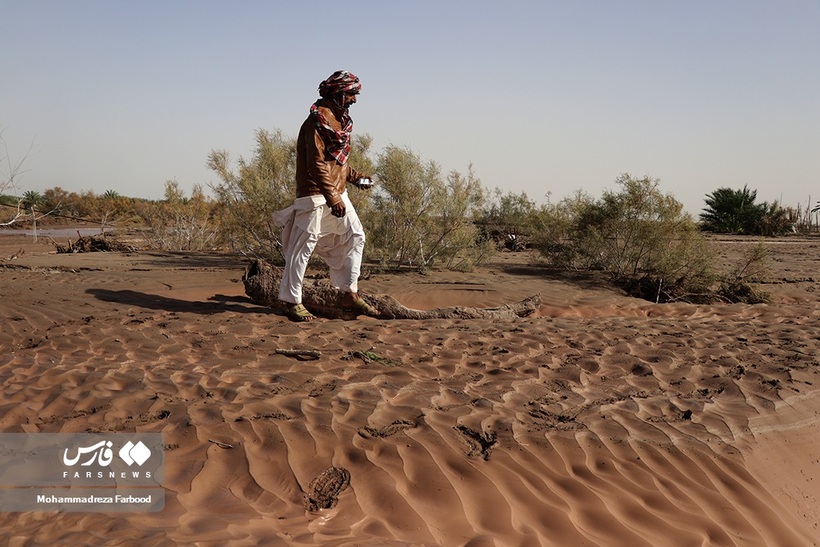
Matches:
[0,232,818,546]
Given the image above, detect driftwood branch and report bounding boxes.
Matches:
[242,259,540,320]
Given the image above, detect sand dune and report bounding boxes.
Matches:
[0,234,818,545]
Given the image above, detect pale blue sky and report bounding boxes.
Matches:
[2,0,819,214]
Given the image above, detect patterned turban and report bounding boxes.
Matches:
[318,70,361,98]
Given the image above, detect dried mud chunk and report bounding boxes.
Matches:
[304,466,351,511]
[455,424,497,461]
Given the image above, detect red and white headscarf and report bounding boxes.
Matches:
[318,70,361,98]
[311,71,361,165]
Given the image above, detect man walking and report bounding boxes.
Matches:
[274,70,379,322]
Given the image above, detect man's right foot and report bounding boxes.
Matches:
[345,298,380,318]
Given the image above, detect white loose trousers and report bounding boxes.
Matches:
[273,191,365,304]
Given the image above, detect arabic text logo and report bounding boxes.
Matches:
[62,440,114,467]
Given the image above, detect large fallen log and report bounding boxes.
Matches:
[242,259,540,320]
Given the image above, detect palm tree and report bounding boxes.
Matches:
[21,190,44,211]
[700,186,763,234]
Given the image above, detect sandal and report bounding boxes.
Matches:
[345,298,380,318]
[284,303,316,322]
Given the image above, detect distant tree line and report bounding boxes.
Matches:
[6,125,816,303]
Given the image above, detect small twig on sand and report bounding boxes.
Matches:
[3,248,24,261]
[208,439,234,449]
[274,349,321,360]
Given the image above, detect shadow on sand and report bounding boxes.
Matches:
[85,288,275,315]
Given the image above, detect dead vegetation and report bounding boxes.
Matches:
[54,235,137,254]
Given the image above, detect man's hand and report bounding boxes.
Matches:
[330,201,346,218]
[355,176,374,190]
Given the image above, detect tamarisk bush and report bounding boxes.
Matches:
[367,146,491,271]
[537,174,717,302]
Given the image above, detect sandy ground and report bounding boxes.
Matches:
[0,232,818,546]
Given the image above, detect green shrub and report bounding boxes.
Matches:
[756,202,795,236]
[208,129,297,261]
[537,174,716,302]
[716,242,771,303]
[140,181,221,251]
[367,146,490,270]
[478,189,540,250]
